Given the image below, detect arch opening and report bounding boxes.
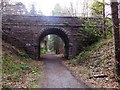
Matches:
[38,28,69,59]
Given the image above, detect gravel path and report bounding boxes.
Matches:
[41,54,88,88]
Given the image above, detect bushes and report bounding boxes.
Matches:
[80,18,112,47]
[80,29,100,46]
[40,48,47,54]
[80,19,101,46]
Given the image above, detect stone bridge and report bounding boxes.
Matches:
[2,15,94,59]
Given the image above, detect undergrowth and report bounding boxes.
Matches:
[71,38,111,65]
[2,52,39,74]
[2,51,43,88]
[40,48,47,54]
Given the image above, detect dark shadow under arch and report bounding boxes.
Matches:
[38,28,69,59]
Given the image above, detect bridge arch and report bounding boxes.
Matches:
[38,28,70,59]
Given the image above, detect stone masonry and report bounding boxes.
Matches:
[2,15,94,59]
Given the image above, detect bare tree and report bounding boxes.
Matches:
[1,1,28,15]
[0,0,10,14]
[82,0,89,17]
[52,3,63,16]
[29,4,37,15]
[65,2,80,16]
[52,2,79,16]
[29,4,43,16]
[66,2,76,16]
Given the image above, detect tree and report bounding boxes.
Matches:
[91,0,108,38]
[48,35,54,52]
[52,3,63,16]
[37,10,43,15]
[48,35,59,54]
[53,35,60,54]
[48,35,64,54]
[0,0,10,14]
[51,3,66,54]
[14,2,28,15]
[29,4,43,16]
[52,2,78,16]
[91,0,105,17]
[62,2,79,16]
[82,0,89,17]
[111,0,120,83]
[2,1,28,15]
[29,4,37,15]
[65,2,78,16]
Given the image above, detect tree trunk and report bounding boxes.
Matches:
[102,0,106,38]
[111,0,120,84]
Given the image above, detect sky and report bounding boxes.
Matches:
[11,0,111,16]
[11,0,85,15]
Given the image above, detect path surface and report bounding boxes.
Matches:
[41,54,88,88]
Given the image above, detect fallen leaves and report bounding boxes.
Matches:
[62,38,119,88]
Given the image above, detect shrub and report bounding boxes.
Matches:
[80,18,112,47]
[40,48,47,54]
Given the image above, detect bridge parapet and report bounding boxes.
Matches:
[2,15,84,27]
